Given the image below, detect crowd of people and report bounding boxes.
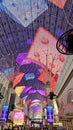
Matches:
[3,125,67,130]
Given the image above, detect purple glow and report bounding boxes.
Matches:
[56,28,63,37]
[31,105,42,112]
[62,40,68,47]
[21,86,32,95]
[28,90,36,94]
[21,59,31,65]
[8,35,13,42]
[16,52,32,65]
[27,39,32,45]
[46,105,54,123]
[2,0,48,27]
[16,53,27,64]
[1,105,9,121]
[37,90,47,96]
[35,70,40,77]
[28,89,47,96]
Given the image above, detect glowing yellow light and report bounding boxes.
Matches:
[15,86,25,96]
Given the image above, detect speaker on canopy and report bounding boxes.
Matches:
[56,29,73,55]
[48,92,56,100]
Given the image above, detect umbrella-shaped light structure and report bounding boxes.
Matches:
[0,0,71,120]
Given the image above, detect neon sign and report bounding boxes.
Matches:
[46,105,54,123]
[1,104,9,122]
[24,73,35,80]
[13,112,24,125]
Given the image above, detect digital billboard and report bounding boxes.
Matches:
[13,111,24,125]
[1,104,9,122]
[46,105,54,123]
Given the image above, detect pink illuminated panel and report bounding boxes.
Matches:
[49,0,67,9]
[13,112,24,125]
[27,27,65,90]
[28,27,65,76]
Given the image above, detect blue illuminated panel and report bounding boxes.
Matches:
[2,0,48,27]
[46,105,54,123]
[24,73,35,80]
[1,104,9,122]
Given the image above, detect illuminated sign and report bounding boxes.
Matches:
[13,112,24,125]
[24,73,35,80]
[2,0,48,27]
[1,104,9,121]
[0,118,6,123]
[46,105,54,123]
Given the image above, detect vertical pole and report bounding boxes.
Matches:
[1,125,3,130]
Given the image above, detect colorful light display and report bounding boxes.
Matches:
[8,34,13,43]
[56,28,63,37]
[13,72,24,87]
[21,88,35,105]
[28,27,65,75]
[24,73,35,80]
[49,0,67,9]
[46,105,54,123]
[27,39,32,45]
[1,104,9,122]
[16,53,32,65]
[38,69,46,84]
[15,86,25,96]
[2,0,48,27]
[28,89,47,96]
[13,111,24,125]
[29,103,43,119]
[21,86,32,96]
[31,99,41,103]
[28,27,65,90]
[31,105,42,112]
